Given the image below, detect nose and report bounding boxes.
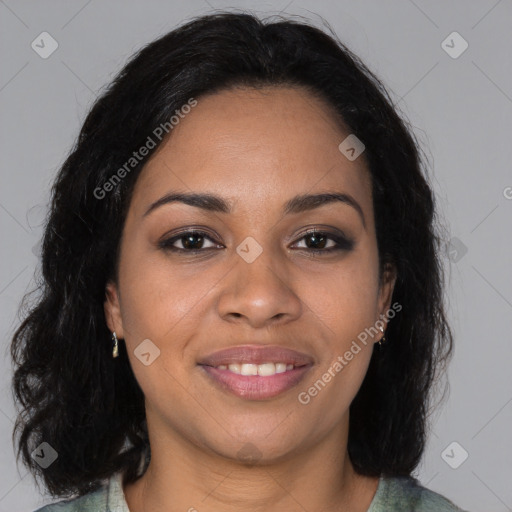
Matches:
[216,246,303,329]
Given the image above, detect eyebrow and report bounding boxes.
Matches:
[143,191,366,227]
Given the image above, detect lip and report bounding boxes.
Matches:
[197,345,314,400]
[197,345,314,367]
[200,364,313,400]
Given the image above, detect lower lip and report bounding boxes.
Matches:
[199,365,312,400]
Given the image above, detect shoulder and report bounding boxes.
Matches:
[370,475,469,512]
[32,454,146,511]
[32,489,107,511]
[31,477,114,512]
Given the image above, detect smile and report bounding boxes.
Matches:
[214,362,297,376]
[199,363,313,400]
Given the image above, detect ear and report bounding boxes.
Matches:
[377,262,397,323]
[104,280,125,339]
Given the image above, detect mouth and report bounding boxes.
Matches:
[205,361,304,375]
[197,345,314,400]
[197,344,314,367]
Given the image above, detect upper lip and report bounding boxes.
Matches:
[197,345,314,367]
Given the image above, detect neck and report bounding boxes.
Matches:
[124,414,379,512]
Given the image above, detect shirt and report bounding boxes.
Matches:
[33,472,469,511]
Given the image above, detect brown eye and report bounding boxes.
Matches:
[293,230,354,253]
[304,232,330,249]
[159,230,220,253]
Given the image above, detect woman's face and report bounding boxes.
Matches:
[105,86,396,462]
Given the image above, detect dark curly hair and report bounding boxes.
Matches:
[11,10,454,499]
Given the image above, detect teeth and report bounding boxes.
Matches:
[257,363,275,376]
[217,362,297,376]
[228,363,241,374]
[241,363,258,376]
[275,363,287,373]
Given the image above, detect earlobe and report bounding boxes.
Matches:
[104,280,124,338]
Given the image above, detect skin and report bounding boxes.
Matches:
[105,85,397,512]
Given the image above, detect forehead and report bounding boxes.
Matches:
[130,86,373,219]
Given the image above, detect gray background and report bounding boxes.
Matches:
[1,1,511,510]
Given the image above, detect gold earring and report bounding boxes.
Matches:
[112,331,119,358]
[378,325,386,346]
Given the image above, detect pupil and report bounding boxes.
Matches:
[307,233,326,249]
[183,234,202,249]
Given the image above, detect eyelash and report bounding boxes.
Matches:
[158,229,354,255]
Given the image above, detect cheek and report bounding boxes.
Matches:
[300,253,380,338]
[295,335,374,433]
[117,243,219,347]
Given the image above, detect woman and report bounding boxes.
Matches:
[11,11,468,512]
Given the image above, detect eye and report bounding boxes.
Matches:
[158,228,354,255]
[158,230,222,253]
[292,229,354,254]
